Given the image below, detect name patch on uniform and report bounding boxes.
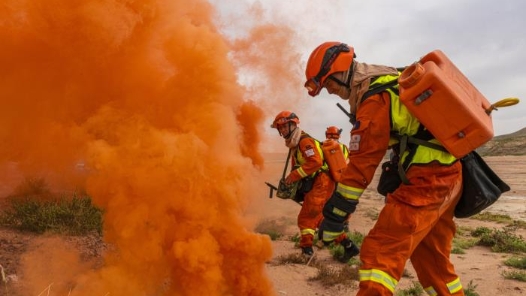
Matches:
[349,134,361,151]
[305,145,315,157]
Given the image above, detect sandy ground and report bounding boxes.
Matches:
[257,154,526,296]
[0,155,525,295]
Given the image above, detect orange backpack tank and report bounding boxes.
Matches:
[399,50,494,158]
[322,139,347,182]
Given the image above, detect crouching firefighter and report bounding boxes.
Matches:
[271,111,335,257]
[304,41,464,295]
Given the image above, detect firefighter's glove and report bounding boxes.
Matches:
[322,191,359,224]
[285,171,300,185]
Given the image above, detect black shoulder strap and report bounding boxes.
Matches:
[392,129,449,184]
[361,79,399,103]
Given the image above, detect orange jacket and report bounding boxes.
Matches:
[287,131,324,183]
[338,92,391,192]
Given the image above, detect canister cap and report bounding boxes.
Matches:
[399,62,425,88]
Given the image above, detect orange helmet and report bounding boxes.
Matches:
[270,111,300,128]
[326,126,342,140]
[304,42,355,97]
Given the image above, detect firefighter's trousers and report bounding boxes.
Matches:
[298,172,335,247]
[358,161,464,296]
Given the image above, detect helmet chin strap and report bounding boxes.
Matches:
[328,74,350,88]
[280,124,297,139]
[327,60,354,88]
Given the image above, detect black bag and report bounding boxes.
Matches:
[377,160,402,196]
[454,151,510,218]
[294,175,315,202]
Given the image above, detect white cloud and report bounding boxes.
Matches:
[211,0,526,147]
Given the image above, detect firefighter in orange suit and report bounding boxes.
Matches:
[270,111,336,257]
[325,126,350,161]
[304,42,464,295]
[325,126,351,232]
[325,126,352,232]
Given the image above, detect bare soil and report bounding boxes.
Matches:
[260,155,526,296]
[1,155,525,295]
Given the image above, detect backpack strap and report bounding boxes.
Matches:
[361,79,399,102]
[392,128,448,184]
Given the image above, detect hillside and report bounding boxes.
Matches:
[477,127,526,156]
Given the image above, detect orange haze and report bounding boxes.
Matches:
[0,0,305,294]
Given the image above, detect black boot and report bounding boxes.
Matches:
[339,238,359,263]
[301,246,314,256]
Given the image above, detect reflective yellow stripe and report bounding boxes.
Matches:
[339,143,349,159]
[359,269,398,293]
[332,207,347,217]
[336,183,363,200]
[297,167,308,178]
[447,277,462,294]
[321,230,344,242]
[300,228,316,236]
[424,286,437,296]
[314,138,329,171]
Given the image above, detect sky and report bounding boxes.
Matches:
[211,0,526,147]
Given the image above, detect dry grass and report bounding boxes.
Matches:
[254,218,289,241]
[309,263,358,287]
[273,252,359,289]
[274,253,309,265]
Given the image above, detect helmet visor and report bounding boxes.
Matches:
[304,78,322,97]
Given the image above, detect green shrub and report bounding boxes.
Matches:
[502,270,526,282]
[504,257,526,269]
[476,227,526,253]
[463,280,480,296]
[0,194,103,235]
[347,230,365,246]
[395,281,423,296]
[328,230,365,262]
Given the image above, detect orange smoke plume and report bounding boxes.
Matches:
[0,0,284,294]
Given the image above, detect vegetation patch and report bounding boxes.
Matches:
[504,256,526,269]
[254,218,288,241]
[395,281,423,296]
[472,212,513,224]
[463,280,480,296]
[0,194,103,235]
[328,230,365,262]
[0,177,103,235]
[472,226,526,253]
[310,263,358,287]
[502,270,526,282]
[274,253,308,265]
[502,256,526,282]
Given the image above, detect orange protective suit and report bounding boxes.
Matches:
[338,89,464,295]
[286,131,335,248]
